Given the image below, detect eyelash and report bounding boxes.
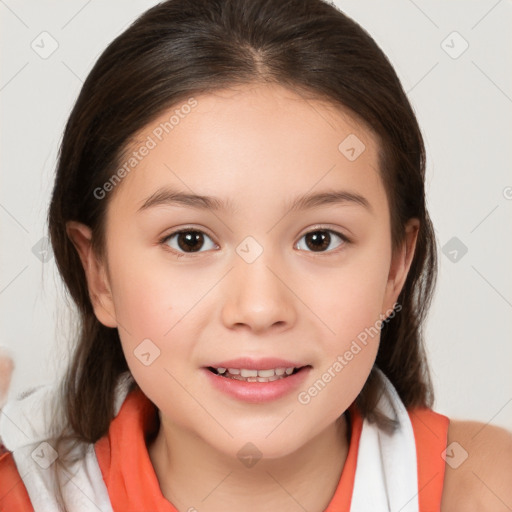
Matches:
[158,226,351,258]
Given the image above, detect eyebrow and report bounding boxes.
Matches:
[137,186,372,214]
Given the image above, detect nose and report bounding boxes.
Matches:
[220,251,298,334]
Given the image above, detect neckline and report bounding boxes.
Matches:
[95,389,362,512]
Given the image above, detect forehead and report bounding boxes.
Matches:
[107,82,385,215]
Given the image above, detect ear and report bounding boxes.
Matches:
[382,218,420,316]
[65,221,118,328]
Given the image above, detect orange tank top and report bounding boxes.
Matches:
[0,389,449,511]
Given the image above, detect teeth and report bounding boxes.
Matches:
[215,366,300,380]
[240,369,258,378]
[257,369,276,378]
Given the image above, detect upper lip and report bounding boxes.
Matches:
[205,357,309,370]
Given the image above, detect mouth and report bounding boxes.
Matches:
[202,359,313,402]
[206,365,310,383]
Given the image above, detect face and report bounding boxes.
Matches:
[70,82,416,460]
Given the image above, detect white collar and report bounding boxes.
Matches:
[1,369,418,512]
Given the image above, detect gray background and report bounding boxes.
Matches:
[1,0,511,429]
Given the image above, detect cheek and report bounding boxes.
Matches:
[106,247,221,376]
[296,240,391,404]
[108,259,198,403]
[108,244,206,335]
[294,255,391,420]
[110,269,172,338]
[300,244,391,343]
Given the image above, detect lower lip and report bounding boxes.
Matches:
[202,367,311,403]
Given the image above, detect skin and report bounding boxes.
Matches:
[67,81,421,512]
[0,349,14,409]
[441,420,512,511]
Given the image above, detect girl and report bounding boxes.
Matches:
[1,0,511,511]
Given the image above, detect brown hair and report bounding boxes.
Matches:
[47,0,436,504]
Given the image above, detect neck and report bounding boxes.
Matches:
[148,413,350,512]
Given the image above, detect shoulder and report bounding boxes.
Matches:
[441,418,512,512]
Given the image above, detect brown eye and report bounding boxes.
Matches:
[296,229,347,253]
[162,230,216,254]
[177,231,204,252]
